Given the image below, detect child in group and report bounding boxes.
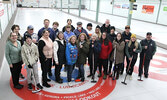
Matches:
[21,34,43,90]
[66,35,78,86]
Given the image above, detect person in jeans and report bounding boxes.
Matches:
[54,31,66,83]
[21,34,43,90]
[5,32,23,89]
[66,35,78,86]
[99,32,112,79]
[38,29,53,88]
[75,33,89,82]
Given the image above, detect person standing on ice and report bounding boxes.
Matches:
[66,35,78,86]
[87,34,101,79]
[100,19,111,34]
[125,34,142,80]
[62,19,75,32]
[53,31,66,84]
[138,32,156,78]
[121,25,132,75]
[21,34,43,90]
[98,32,112,79]
[110,33,125,80]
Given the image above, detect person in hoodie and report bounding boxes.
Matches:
[21,34,43,90]
[99,32,112,79]
[66,35,78,87]
[23,25,38,44]
[125,34,142,79]
[64,25,75,43]
[107,26,116,76]
[75,33,89,82]
[100,19,111,34]
[54,31,66,84]
[38,19,56,42]
[110,33,125,80]
[62,19,75,32]
[87,34,101,79]
[73,22,89,39]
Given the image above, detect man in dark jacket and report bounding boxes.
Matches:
[73,22,89,38]
[38,19,56,42]
[62,19,75,32]
[138,32,156,78]
[100,19,111,34]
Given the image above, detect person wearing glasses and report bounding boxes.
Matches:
[5,32,24,89]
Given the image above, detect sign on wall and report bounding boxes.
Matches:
[163,7,167,11]
[142,5,154,14]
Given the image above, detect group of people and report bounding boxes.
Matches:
[5,19,157,90]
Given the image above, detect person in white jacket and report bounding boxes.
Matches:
[21,34,43,90]
[54,31,66,83]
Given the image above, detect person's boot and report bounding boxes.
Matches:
[87,74,92,78]
[42,82,51,88]
[37,83,43,89]
[28,83,32,90]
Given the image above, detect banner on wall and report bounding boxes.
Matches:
[163,7,167,11]
[114,4,121,8]
[142,5,154,14]
[0,3,4,17]
[122,4,129,9]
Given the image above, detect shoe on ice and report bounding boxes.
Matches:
[87,74,92,78]
[68,82,73,87]
[75,79,81,82]
[37,83,43,90]
[42,83,51,88]
[28,83,32,90]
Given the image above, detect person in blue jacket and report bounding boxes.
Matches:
[64,25,75,43]
[66,35,78,87]
[73,22,89,39]
[38,19,56,42]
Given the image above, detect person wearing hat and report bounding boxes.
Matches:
[94,25,101,39]
[121,25,132,75]
[64,25,75,43]
[23,25,38,44]
[138,32,156,78]
[125,34,142,79]
[62,19,75,32]
[86,23,94,37]
[21,34,43,90]
[73,21,89,38]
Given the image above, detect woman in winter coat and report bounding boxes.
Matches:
[21,34,43,90]
[75,33,89,82]
[38,29,53,88]
[66,35,78,86]
[54,31,66,84]
[99,32,112,79]
[88,34,101,79]
[5,32,23,89]
[110,33,125,80]
[125,34,142,79]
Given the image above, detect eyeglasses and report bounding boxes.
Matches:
[11,35,17,37]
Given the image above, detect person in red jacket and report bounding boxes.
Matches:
[98,32,112,79]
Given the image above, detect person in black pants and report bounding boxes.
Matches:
[125,34,142,79]
[53,31,66,83]
[88,34,101,79]
[5,32,23,89]
[121,25,132,74]
[38,29,53,88]
[138,32,156,78]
